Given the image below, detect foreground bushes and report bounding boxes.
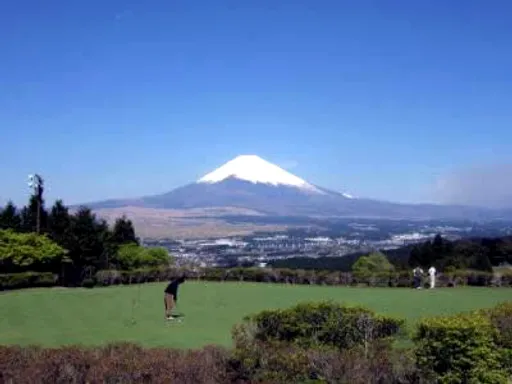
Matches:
[414,313,508,383]
[482,301,512,350]
[231,339,419,384]
[237,301,404,350]
[2,266,512,291]
[0,343,235,384]
[0,302,414,384]
[231,301,411,383]
[0,342,420,384]
[1,301,511,383]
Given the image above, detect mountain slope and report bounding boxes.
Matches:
[84,155,510,221]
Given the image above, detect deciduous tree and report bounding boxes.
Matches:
[352,252,394,278]
[0,229,67,273]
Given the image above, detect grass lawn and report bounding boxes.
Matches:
[0,282,511,349]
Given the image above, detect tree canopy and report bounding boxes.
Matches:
[352,252,394,278]
[115,243,172,270]
[111,216,139,246]
[408,234,498,272]
[0,229,68,272]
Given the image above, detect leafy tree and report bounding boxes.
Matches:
[116,243,144,270]
[352,252,394,278]
[115,243,171,270]
[0,201,21,231]
[146,246,174,266]
[0,229,67,273]
[111,216,138,245]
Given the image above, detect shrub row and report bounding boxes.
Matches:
[83,267,512,289]
[0,341,423,384]
[0,343,236,384]
[0,272,57,291]
[1,267,512,291]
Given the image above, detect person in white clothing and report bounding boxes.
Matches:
[428,266,437,289]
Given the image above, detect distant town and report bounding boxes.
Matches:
[142,219,512,268]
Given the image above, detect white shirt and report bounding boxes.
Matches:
[428,267,436,277]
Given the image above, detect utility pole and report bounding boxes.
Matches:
[28,174,44,234]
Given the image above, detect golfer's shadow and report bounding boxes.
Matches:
[172,313,185,318]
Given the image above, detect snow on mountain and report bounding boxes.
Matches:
[197,155,324,194]
[82,154,511,222]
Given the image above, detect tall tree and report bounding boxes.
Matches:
[0,201,21,231]
[48,200,72,246]
[20,195,48,234]
[66,207,112,281]
[111,216,139,245]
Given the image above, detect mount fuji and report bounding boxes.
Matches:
[86,155,508,221]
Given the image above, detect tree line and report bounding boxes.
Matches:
[270,234,512,272]
[408,233,512,272]
[0,184,171,285]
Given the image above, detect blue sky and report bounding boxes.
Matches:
[1,1,511,208]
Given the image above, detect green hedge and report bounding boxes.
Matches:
[92,267,510,288]
[414,308,512,383]
[0,272,57,291]
[2,267,512,291]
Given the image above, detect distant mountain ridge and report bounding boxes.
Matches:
[84,155,511,221]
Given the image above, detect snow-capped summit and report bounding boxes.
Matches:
[84,153,509,222]
[197,155,323,194]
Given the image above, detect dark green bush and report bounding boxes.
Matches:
[81,278,95,288]
[480,302,512,351]
[240,301,405,351]
[414,312,509,383]
[0,272,56,291]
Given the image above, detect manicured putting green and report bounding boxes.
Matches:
[0,282,510,349]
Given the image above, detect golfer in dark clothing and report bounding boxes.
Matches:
[164,275,186,320]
